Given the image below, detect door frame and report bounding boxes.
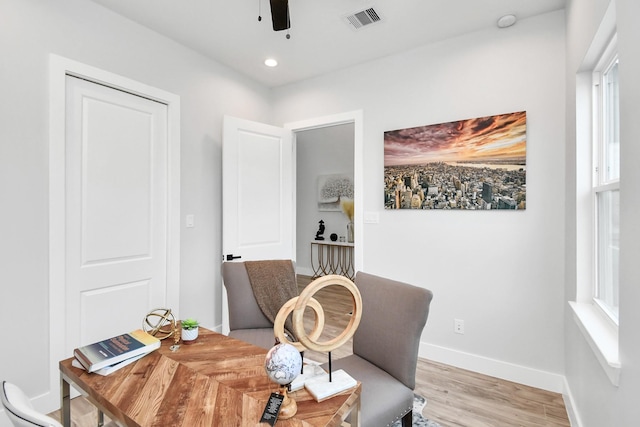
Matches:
[47,54,181,410]
[285,110,364,273]
[220,111,363,334]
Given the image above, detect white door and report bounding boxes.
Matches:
[221,116,294,333]
[222,116,294,262]
[65,76,170,349]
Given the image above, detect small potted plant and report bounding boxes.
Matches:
[181,318,199,344]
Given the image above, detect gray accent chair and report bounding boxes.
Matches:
[323,272,433,427]
[221,261,293,349]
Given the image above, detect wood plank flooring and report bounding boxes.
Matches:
[296,276,570,427]
[416,359,570,426]
[49,275,570,427]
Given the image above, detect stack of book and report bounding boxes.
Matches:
[72,329,160,376]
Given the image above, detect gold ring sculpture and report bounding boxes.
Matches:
[274,296,325,351]
[285,274,362,353]
[270,275,361,420]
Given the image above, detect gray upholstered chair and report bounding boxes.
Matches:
[221,260,297,350]
[324,272,433,427]
[1,380,120,427]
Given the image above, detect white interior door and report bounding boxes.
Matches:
[65,76,170,349]
[221,116,294,332]
[222,116,294,261]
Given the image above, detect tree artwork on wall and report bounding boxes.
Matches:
[317,173,354,211]
[384,111,527,210]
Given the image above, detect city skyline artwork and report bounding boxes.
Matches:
[384,111,527,210]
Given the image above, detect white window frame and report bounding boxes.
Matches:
[591,41,619,325]
[570,2,620,387]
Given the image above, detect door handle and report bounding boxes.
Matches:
[225,254,242,261]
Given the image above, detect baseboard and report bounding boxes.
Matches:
[210,323,223,334]
[420,342,566,394]
[296,266,314,277]
[562,377,583,427]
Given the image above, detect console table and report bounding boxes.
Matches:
[310,240,355,280]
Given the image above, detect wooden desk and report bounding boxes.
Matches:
[310,241,354,280]
[60,328,360,426]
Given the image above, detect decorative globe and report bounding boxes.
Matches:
[264,343,302,386]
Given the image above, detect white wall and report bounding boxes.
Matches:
[8,0,640,424]
[273,11,567,390]
[564,0,640,425]
[296,124,355,275]
[0,0,270,415]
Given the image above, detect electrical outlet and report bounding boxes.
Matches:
[454,319,465,334]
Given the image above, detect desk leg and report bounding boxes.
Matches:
[350,396,361,427]
[60,373,71,427]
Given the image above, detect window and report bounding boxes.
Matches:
[593,42,619,324]
[571,4,619,386]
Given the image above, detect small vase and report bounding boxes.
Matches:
[347,221,354,243]
[182,327,199,344]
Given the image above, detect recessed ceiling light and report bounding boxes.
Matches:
[264,58,278,67]
[497,14,517,29]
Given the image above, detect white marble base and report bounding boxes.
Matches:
[304,369,358,402]
[290,364,327,392]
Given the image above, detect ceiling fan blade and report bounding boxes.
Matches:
[269,0,290,31]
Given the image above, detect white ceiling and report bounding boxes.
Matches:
[90,0,566,88]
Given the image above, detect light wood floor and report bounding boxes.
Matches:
[50,276,570,427]
[297,276,570,427]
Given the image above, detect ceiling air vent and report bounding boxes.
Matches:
[344,7,381,30]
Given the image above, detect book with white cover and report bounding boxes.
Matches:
[304,369,358,402]
[72,351,149,376]
[73,329,160,373]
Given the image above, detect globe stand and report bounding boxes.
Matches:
[264,342,303,421]
[278,385,297,420]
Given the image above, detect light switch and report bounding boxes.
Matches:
[186,214,195,228]
[363,211,379,224]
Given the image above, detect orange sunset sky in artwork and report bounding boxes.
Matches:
[384,111,527,167]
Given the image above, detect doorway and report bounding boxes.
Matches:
[285,110,363,277]
[295,123,355,277]
[220,111,362,335]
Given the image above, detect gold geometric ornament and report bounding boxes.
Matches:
[143,308,176,340]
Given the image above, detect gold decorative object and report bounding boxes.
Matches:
[341,199,354,222]
[143,308,176,340]
[341,200,355,243]
[288,274,362,353]
[169,322,181,351]
[274,297,325,352]
[273,275,362,390]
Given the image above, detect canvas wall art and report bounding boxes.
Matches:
[384,111,527,210]
[317,173,354,211]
